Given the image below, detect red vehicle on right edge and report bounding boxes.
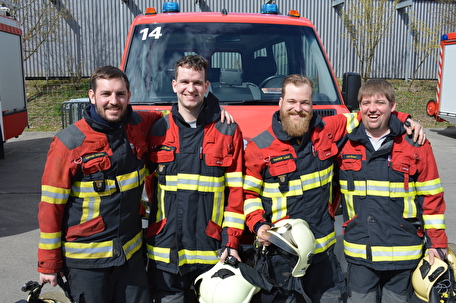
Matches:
[426,32,456,126]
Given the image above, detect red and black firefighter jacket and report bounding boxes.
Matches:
[244,111,362,262]
[37,105,162,274]
[337,114,447,271]
[146,93,245,275]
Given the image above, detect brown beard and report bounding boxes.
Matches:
[280,110,313,137]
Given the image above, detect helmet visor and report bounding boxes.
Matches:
[264,223,298,255]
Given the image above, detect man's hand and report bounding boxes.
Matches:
[219,247,241,263]
[427,248,448,265]
[39,272,58,287]
[220,107,235,124]
[404,119,426,145]
[256,224,272,246]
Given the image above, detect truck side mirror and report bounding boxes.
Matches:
[341,72,361,111]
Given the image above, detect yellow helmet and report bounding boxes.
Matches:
[412,249,456,302]
[194,260,261,303]
[264,218,315,277]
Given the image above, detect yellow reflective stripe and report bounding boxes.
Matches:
[243,175,262,194]
[416,178,444,195]
[211,190,224,225]
[39,231,62,250]
[345,193,356,219]
[222,211,245,230]
[343,240,366,258]
[301,165,333,190]
[71,180,117,197]
[147,245,170,263]
[403,195,417,218]
[244,198,263,216]
[63,240,114,259]
[340,180,418,198]
[366,180,393,196]
[271,196,288,223]
[344,240,423,262]
[371,245,423,261]
[80,196,101,224]
[423,214,446,229]
[123,231,143,260]
[41,185,70,204]
[116,167,146,192]
[155,183,166,221]
[160,173,225,192]
[225,171,243,187]
[178,249,219,266]
[262,166,333,199]
[343,113,359,133]
[315,231,336,254]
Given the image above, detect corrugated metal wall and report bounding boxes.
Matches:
[19,0,453,79]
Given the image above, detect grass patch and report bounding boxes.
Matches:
[24,78,453,132]
[25,78,90,132]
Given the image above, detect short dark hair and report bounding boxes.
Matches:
[281,74,314,98]
[174,55,209,81]
[358,79,396,104]
[90,66,130,92]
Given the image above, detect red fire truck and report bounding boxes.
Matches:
[62,2,361,145]
[426,32,456,125]
[0,13,28,159]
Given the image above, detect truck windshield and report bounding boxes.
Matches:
[124,22,341,105]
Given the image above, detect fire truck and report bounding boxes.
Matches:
[62,2,361,145]
[0,12,28,159]
[426,32,456,125]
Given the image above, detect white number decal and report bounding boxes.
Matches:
[140,27,163,41]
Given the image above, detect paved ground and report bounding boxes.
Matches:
[0,127,455,302]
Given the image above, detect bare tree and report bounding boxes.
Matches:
[7,0,69,61]
[341,0,400,81]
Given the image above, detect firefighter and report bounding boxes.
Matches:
[337,79,448,303]
[243,74,424,303]
[36,66,162,302]
[146,55,245,302]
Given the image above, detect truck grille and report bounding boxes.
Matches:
[315,109,337,117]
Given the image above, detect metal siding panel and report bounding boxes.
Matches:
[19,0,446,79]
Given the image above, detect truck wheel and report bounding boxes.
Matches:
[426,100,437,117]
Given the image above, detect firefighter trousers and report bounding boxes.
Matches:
[64,252,150,303]
[346,263,411,303]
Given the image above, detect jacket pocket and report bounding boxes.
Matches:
[339,154,362,171]
[267,153,296,177]
[391,161,417,176]
[205,152,233,167]
[146,218,167,239]
[318,142,339,161]
[150,146,176,163]
[205,220,223,241]
[66,216,105,241]
[81,152,111,175]
[342,215,358,235]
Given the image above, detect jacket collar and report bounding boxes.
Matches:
[348,114,405,144]
[171,92,221,127]
[83,103,133,132]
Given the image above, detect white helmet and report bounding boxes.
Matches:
[264,218,315,277]
[194,259,261,303]
[412,251,456,302]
